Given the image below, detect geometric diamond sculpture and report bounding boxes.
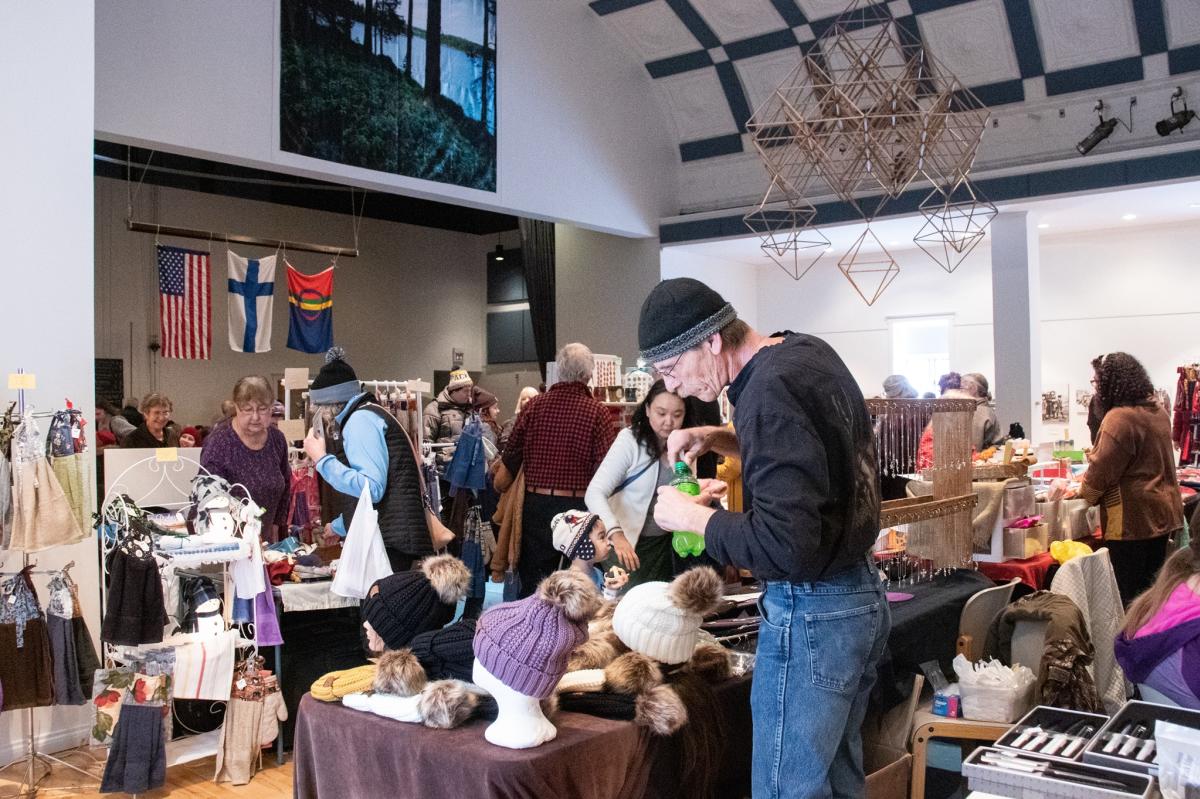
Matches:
[745,0,991,303]
[742,181,829,280]
[837,227,900,306]
[765,226,830,281]
[913,176,996,273]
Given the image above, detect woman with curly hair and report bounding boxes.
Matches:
[1081,352,1184,604]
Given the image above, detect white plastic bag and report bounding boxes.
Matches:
[953,654,1036,722]
[331,484,392,600]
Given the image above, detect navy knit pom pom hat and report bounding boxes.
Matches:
[309,346,359,405]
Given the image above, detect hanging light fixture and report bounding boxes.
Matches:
[492,232,506,262]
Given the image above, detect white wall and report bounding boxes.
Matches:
[1,2,97,761]
[556,224,662,367]
[95,1,676,238]
[726,220,1200,445]
[660,248,763,330]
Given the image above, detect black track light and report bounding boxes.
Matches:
[1156,87,1196,136]
[1077,117,1118,155]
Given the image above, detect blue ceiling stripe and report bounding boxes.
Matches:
[1169,44,1200,75]
[680,133,744,162]
[660,148,1200,244]
[1000,0,1044,79]
[1044,56,1143,96]
[963,78,1025,107]
[664,0,721,49]
[715,61,754,132]
[589,0,656,15]
[646,49,714,78]
[1132,1,1168,56]
[767,0,807,27]
[723,28,798,61]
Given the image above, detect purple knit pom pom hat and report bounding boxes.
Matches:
[473,593,589,700]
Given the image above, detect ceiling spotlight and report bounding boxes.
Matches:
[1037,223,1050,229]
[1190,203,1200,209]
[493,244,505,261]
[1122,213,1137,221]
[1076,98,1133,155]
[1156,87,1196,137]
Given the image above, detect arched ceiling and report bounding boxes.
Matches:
[587,0,1200,218]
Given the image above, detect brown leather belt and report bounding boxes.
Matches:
[527,487,586,498]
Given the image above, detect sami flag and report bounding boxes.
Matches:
[227,252,276,353]
[286,263,334,353]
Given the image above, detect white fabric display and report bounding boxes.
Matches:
[473,660,556,749]
[171,628,238,701]
[331,485,393,600]
[342,692,423,723]
[230,519,266,600]
[274,581,359,613]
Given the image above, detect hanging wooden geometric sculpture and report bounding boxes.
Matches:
[744,0,991,303]
[742,180,828,281]
[838,228,899,306]
[913,176,996,273]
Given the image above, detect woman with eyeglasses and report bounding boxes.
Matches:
[200,376,292,543]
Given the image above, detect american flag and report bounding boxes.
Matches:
[157,245,211,359]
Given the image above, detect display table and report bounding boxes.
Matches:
[874,569,994,711]
[293,676,753,799]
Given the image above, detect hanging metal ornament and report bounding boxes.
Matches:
[745,0,991,304]
[838,227,899,306]
[913,175,997,273]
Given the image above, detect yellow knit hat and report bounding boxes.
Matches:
[310,665,377,702]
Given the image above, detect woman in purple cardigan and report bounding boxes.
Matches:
[200,376,292,543]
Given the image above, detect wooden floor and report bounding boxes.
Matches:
[0,747,294,798]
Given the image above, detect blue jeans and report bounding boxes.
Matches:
[752,559,890,799]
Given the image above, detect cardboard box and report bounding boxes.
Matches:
[864,743,912,799]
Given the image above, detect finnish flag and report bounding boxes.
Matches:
[227,252,276,353]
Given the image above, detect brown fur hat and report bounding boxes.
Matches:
[634,684,688,735]
[604,652,664,696]
[683,642,732,681]
[372,649,428,697]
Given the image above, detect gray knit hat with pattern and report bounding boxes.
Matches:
[638,278,736,364]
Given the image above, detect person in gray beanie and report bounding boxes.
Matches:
[636,277,889,798]
[304,347,454,569]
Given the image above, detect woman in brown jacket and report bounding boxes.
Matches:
[1081,352,1184,604]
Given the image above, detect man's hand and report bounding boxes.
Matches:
[304,427,327,462]
[609,530,640,571]
[666,428,709,468]
[697,478,728,504]
[320,522,341,547]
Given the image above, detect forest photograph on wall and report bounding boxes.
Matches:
[281,0,497,191]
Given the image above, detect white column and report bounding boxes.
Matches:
[990,212,1041,439]
[0,2,97,761]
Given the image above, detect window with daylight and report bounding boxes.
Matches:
[889,315,952,397]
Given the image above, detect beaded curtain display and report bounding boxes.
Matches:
[869,398,976,583]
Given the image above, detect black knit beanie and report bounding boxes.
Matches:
[409,618,477,682]
[638,278,736,364]
[361,556,471,650]
[309,347,359,405]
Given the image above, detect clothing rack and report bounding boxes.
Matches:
[282,377,431,449]
[3,370,100,797]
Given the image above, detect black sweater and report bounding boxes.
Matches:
[705,333,880,581]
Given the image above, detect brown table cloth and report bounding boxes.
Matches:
[293,676,752,799]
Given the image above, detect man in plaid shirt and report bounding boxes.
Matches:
[497,343,616,596]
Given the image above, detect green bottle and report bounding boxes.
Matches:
[670,461,706,558]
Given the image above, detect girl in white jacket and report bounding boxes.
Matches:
[585,381,700,588]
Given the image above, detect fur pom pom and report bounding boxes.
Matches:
[635,685,688,735]
[418,680,479,729]
[684,642,732,681]
[537,570,602,623]
[567,630,625,672]
[668,567,723,616]
[421,554,472,604]
[325,346,347,364]
[373,649,428,697]
[604,652,663,696]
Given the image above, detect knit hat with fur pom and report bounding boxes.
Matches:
[612,567,723,664]
[362,555,471,650]
[473,570,602,699]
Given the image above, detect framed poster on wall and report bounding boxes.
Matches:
[280,0,497,191]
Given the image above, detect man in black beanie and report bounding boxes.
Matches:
[638,277,888,799]
[304,347,454,571]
